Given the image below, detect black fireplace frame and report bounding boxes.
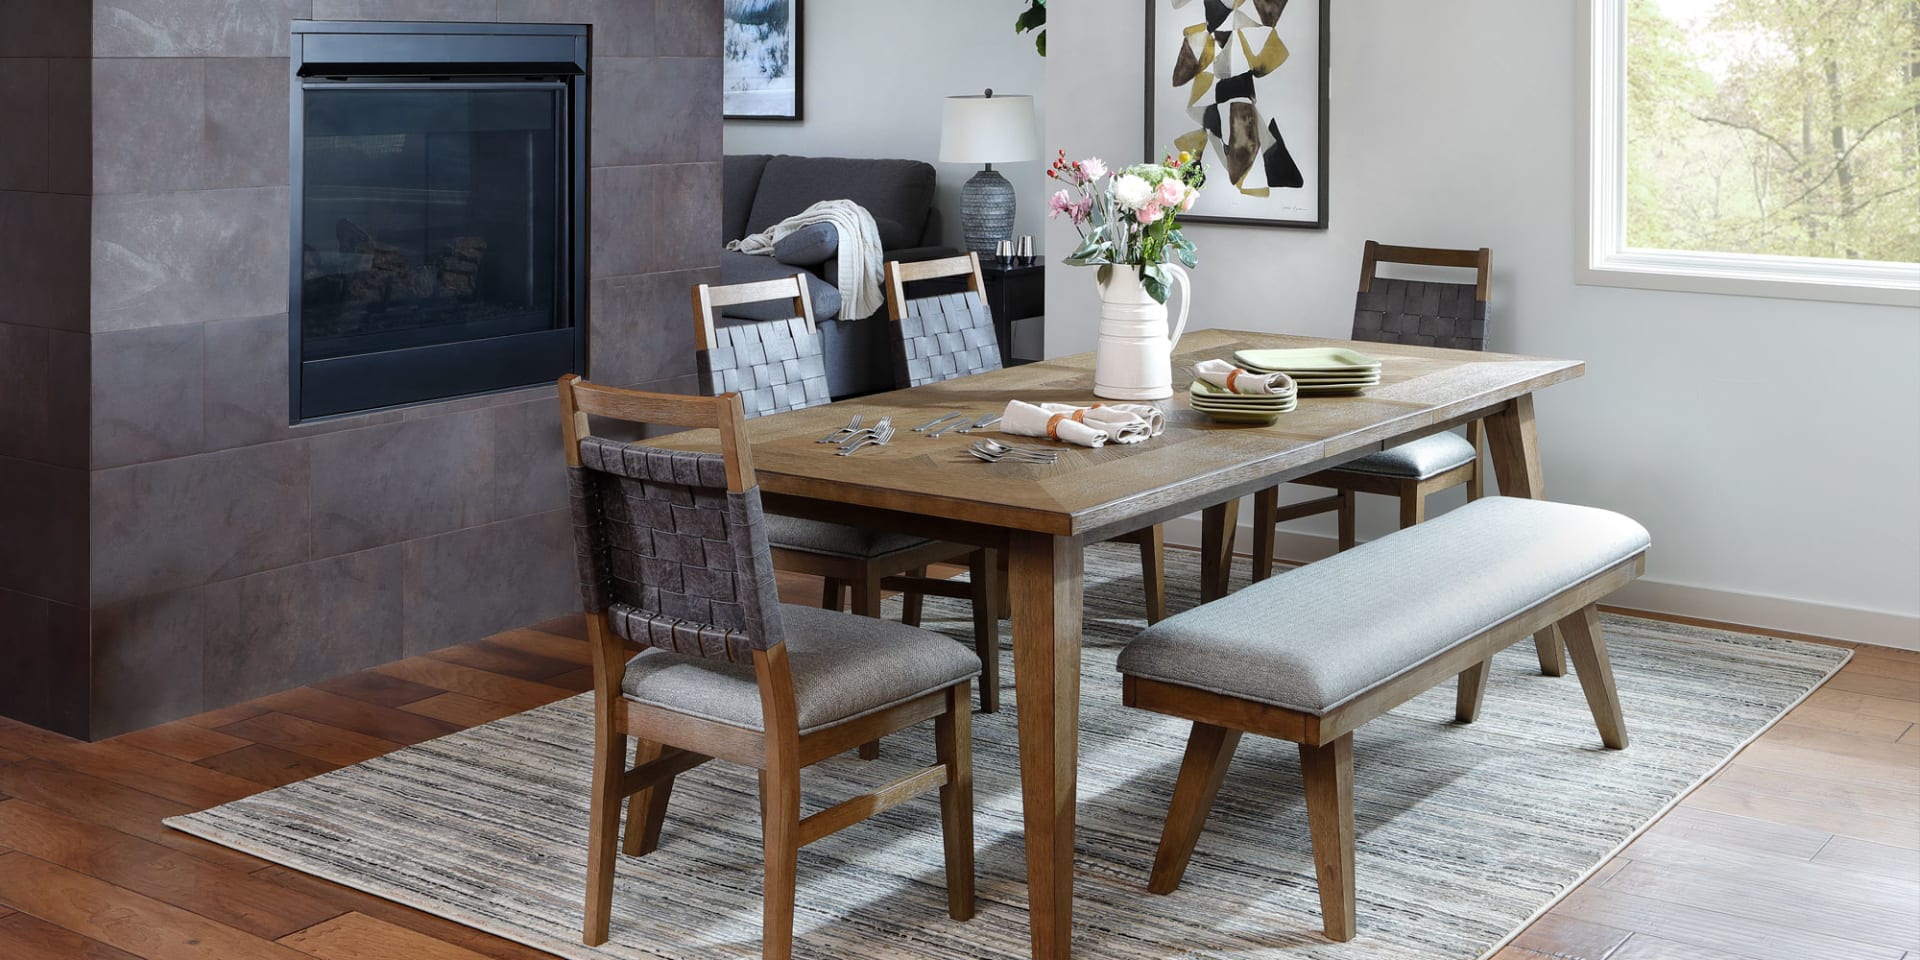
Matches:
[288,20,589,422]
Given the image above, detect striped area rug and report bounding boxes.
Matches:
[168,545,1848,959]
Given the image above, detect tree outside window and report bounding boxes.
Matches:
[1624,0,1918,265]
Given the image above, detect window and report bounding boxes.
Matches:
[1578,0,1920,305]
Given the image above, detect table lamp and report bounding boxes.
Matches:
[940,89,1038,255]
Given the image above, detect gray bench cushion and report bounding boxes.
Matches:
[1117,497,1650,716]
[766,514,930,559]
[1332,431,1476,480]
[622,603,980,733]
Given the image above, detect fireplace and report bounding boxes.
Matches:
[290,22,588,421]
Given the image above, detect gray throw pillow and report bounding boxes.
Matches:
[772,223,838,266]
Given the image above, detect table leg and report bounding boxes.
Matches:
[1200,499,1240,602]
[1483,395,1569,676]
[1009,530,1085,960]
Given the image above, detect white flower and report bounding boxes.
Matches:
[1111,173,1154,210]
[1078,157,1107,181]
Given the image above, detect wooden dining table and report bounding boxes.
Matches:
[651,328,1584,959]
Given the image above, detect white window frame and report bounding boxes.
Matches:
[1576,0,1920,308]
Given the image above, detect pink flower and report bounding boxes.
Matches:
[1135,201,1164,224]
[1155,178,1185,206]
[1047,188,1076,218]
[1178,186,1198,212]
[1078,157,1108,182]
[1048,190,1094,226]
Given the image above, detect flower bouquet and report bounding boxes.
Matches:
[1047,149,1205,303]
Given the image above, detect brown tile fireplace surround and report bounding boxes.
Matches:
[0,0,723,739]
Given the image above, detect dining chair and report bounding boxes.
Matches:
[560,375,978,958]
[1248,241,1493,581]
[694,275,1006,715]
[884,254,1169,625]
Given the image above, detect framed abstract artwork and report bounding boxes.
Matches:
[724,0,803,120]
[1145,0,1329,228]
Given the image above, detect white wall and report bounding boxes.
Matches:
[1047,0,1920,646]
[723,0,1049,253]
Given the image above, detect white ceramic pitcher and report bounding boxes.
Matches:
[1093,263,1190,400]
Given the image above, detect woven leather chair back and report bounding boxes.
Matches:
[696,316,832,418]
[884,254,1002,388]
[567,437,785,665]
[1350,242,1491,352]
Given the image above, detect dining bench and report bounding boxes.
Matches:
[1116,496,1650,941]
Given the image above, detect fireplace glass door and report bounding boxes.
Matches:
[290,22,586,422]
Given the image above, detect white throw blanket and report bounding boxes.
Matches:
[726,199,886,319]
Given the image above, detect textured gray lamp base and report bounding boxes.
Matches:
[960,167,1015,255]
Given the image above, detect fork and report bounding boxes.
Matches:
[928,413,995,439]
[817,414,862,444]
[955,415,1003,434]
[837,422,896,456]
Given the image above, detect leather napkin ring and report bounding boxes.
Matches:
[1225,368,1245,393]
[1046,409,1093,440]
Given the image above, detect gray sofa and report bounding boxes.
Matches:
[723,154,958,397]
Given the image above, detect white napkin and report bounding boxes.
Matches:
[1193,358,1294,396]
[1000,400,1111,448]
[1031,402,1163,444]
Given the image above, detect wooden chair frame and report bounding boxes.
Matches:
[1251,241,1495,585]
[883,254,1168,627]
[559,376,975,958]
[691,275,1006,714]
[1124,551,1640,942]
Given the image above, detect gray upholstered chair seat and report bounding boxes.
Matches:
[1116,497,1651,716]
[766,514,930,559]
[1331,431,1476,480]
[622,604,981,733]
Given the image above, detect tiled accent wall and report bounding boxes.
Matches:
[0,0,724,739]
[0,0,92,736]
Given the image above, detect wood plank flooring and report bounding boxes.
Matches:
[0,568,1912,960]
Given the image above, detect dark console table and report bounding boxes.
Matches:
[981,261,1044,365]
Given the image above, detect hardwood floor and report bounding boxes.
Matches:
[0,569,1913,960]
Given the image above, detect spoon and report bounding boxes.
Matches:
[970,438,1059,463]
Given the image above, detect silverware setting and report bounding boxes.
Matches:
[969,438,1059,464]
[913,411,969,433]
[817,414,863,444]
[928,412,997,439]
[956,415,1003,434]
[837,421,895,456]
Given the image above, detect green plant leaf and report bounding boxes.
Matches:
[1142,264,1171,303]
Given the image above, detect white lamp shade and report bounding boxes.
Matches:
[938,94,1038,165]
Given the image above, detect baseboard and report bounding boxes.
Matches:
[1160,517,1920,652]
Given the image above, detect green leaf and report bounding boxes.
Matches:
[1142,264,1171,303]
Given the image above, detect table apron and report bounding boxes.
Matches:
[759,397,1513,549]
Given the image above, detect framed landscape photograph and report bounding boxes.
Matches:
[724,0,803,121]
[1145,0,1329,228]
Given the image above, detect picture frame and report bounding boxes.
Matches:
[724,0,804,121]
[1144,0,1329,228]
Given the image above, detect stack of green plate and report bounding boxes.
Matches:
[1188,376,1297,425]
[1233,347,1383,396]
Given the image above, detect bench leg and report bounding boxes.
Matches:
[1300,735,1357,942]
[1559,604,1629,749]
[1148,722,1243,895]
[1535,631,1569,677]
[1454,661,1489,723]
